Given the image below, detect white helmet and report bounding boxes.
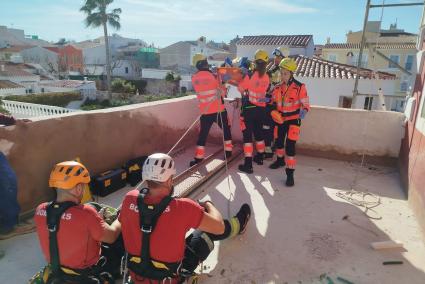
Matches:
[142,153,176,183]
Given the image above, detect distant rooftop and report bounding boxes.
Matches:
[39,80,92,88]
[237,35,313,47]
[0,45,33,53]
[0,61,36,77]
[293,55,396,80]
[0,80,24,89]
[324,42,417,49]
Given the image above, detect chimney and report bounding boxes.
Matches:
[1,65,4,72]
[326,37,331,44]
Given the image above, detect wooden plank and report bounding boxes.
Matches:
[371,240,404,250]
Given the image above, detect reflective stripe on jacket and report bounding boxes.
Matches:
[192,71,225,114]
[272,77,310,120]
[238,71,270,107]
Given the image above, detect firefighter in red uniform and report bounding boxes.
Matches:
[238,49,270,174]
[269,58,310,186]
[33,161,122,283]
[118,153,251,284]
[190,53,233,166]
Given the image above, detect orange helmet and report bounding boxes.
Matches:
[49,161,90,190]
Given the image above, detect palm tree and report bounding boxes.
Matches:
[80,0,121,100]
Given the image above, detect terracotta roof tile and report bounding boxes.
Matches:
[293,55,396,80]
[0,80,24,89]
[237,35,312,47]
[39,80,90,88]
[0,62,35,77]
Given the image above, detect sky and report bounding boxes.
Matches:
[0,0,423,47]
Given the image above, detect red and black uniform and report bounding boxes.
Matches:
[238,70,270,172]
[271,77,310,184]
[35,203,106,270]
[119,190,204,284]
[192,70,232,164]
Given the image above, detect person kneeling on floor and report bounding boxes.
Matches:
[118,153,251,284]
[32,161,122,284]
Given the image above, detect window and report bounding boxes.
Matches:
[405,55,414,71]
[125,67,129,74]
[400,81,408,92]
[352,53,368,68]
[364,97,373,110]
[328,54,337,62]
[389,55,400,68]
[338,96,352,108]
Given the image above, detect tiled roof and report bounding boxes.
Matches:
[324,42,417,49]
[293,55,396,80]
[208,52,232,61]
[0,62,36,77]
[0,45,33,53]
[39,80,91,88]
[0,80,24,89]
[237,35,312,47]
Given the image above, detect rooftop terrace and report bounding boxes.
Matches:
[0,96,424,283]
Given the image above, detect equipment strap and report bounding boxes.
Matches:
[46,201,77,279]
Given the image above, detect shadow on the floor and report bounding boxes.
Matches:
[197,159,425,284]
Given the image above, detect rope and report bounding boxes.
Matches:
[167,115,201,155]
[343,1,386,220]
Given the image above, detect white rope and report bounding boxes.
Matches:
[167,115,201,155]
[345,1,386,220]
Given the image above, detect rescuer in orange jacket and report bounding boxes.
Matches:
[269,58,310,186]
[237,49,270,174]
[263,47,286,159]
[190,53,232,166]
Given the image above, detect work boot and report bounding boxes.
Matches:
[236,203,251,234]
[238,157,253,174]
[253,152,264,165]
[189,158,203,167]
[269,157,285,169]
[264,152,274,160]
[225,151,232,159]
[285,168,295,187]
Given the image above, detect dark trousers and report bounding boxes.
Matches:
[197,111,232,146]
[241,106,265,143]
[275,119,301,158]
[263,106,276,149]
[0,152,20,231]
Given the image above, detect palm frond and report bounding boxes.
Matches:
[85,12,104,28]
[111,8,122,15]
[108,17,121,30]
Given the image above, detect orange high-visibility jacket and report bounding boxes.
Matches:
[192,71,226,114]
[238,71,270,107]
[272,78,310,121]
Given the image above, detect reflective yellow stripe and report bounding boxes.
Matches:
[61,267,80,275]
[229,217,240,238]
[129,256,170,270]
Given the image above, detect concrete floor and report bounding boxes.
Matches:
[1,148,425,284]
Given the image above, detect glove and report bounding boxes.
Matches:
[222,73,231,82]
[299,109,308,119]
[240,67,248,76]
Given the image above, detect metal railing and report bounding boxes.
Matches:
[2,100,80,119]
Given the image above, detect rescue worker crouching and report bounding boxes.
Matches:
[33,161,122,284]
[118,153,251,284]
[269,58,310,186]
[190,53,233,167]
[238,49,270,174]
